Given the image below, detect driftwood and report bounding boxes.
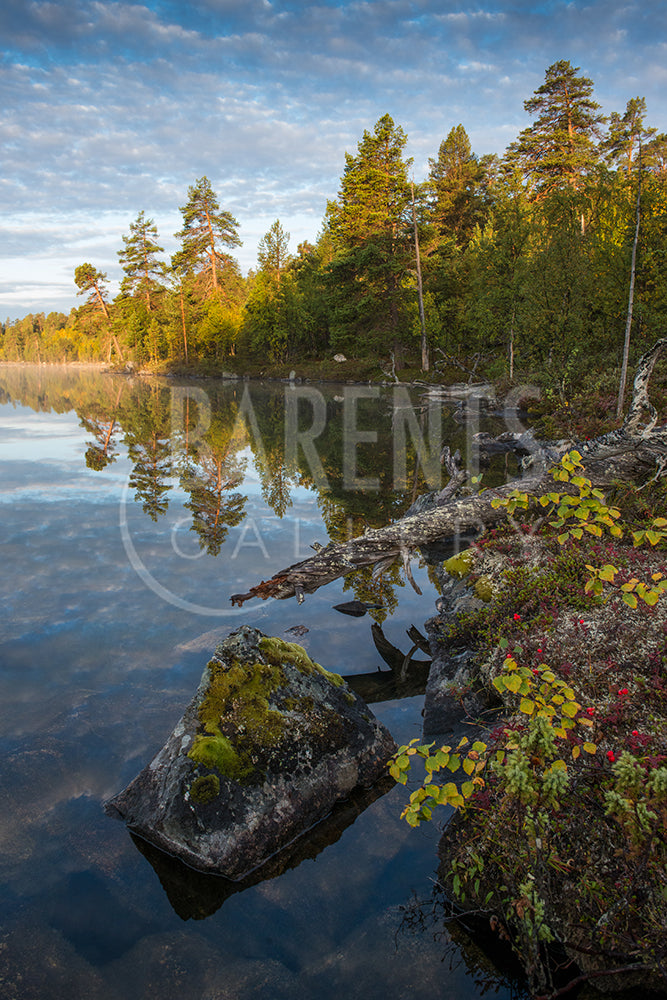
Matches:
[230,341,667,607]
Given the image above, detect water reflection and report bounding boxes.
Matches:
[131,775,395,922]
[0,364,527,1000]
[0,365,516,622]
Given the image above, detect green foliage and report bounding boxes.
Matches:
[505,60,605,195]
[325,114,413,355]
[117,210,165,310]
[173,176,241,298]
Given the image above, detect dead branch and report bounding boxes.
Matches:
[230,341,667,608]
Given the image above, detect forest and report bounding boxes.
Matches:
[3,60,667,388]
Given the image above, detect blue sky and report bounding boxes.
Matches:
[2,0,666,319]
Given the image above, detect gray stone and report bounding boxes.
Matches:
[422,565,488,739]
[105,627,395,879]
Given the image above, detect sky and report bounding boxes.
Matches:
[2,0,667,320]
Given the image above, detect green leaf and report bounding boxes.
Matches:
[504,674,522,694]
[599,564,618,582]
[389,766,407,784]
[519,697,535,715]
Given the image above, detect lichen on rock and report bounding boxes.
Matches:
[105,626,395,879]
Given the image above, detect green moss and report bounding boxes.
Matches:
[189,732,252,781]
[444,549,474,579]
[474,575,494,602]
[259,636,345,686]
[187,655,288,782]
[189,773,221,804]
[186,637,350,785]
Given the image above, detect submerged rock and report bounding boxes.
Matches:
[105,626,396,879]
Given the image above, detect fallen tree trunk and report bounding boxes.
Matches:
[231,340,667,607]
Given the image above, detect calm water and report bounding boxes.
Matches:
[0,365,528,1000]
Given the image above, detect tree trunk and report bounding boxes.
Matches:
[411,180,428,371]
[180,289,189,363]
[231,340,667,607]
[617,144,642,420]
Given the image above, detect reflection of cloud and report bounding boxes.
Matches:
[2,0,667,314]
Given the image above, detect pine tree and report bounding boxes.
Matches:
[74,263,110,318]
[326,114,412,356]
[506,60,605,195]
[117,210,165,310]
[603,97,656,176]
[173,177,241,297]
[257,220,292,285]
[428,124,488,247]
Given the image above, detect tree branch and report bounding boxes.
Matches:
[230,341,666,607]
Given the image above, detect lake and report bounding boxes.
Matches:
[0,364,529,999]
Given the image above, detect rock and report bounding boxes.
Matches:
[422,555,489,738]
[333,354,347,362]
[332,600,383,617]
[105,626,395,879]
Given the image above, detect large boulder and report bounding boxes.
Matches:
[105,626,396,879]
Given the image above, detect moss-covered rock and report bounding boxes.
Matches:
[105,626,395,879]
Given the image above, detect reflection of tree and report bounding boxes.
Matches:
[340,563,401,624]
[125,386,173,521]
[80,384,124,469]
[181,445,247,556]
[242,391,298,519]
[259,447,296,518]
[177,399,250,556]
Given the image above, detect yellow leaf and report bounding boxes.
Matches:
[571,745,581,760]
[583,742,597,754]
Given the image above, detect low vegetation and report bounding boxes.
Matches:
[390,453,667,996]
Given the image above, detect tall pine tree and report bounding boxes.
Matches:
[173,177,241,298]
[117,210,165,311]
[506,60,605,195]
[325,114,412,357]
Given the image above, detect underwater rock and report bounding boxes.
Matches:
[105,626,395,879]
[423,560,489,739]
